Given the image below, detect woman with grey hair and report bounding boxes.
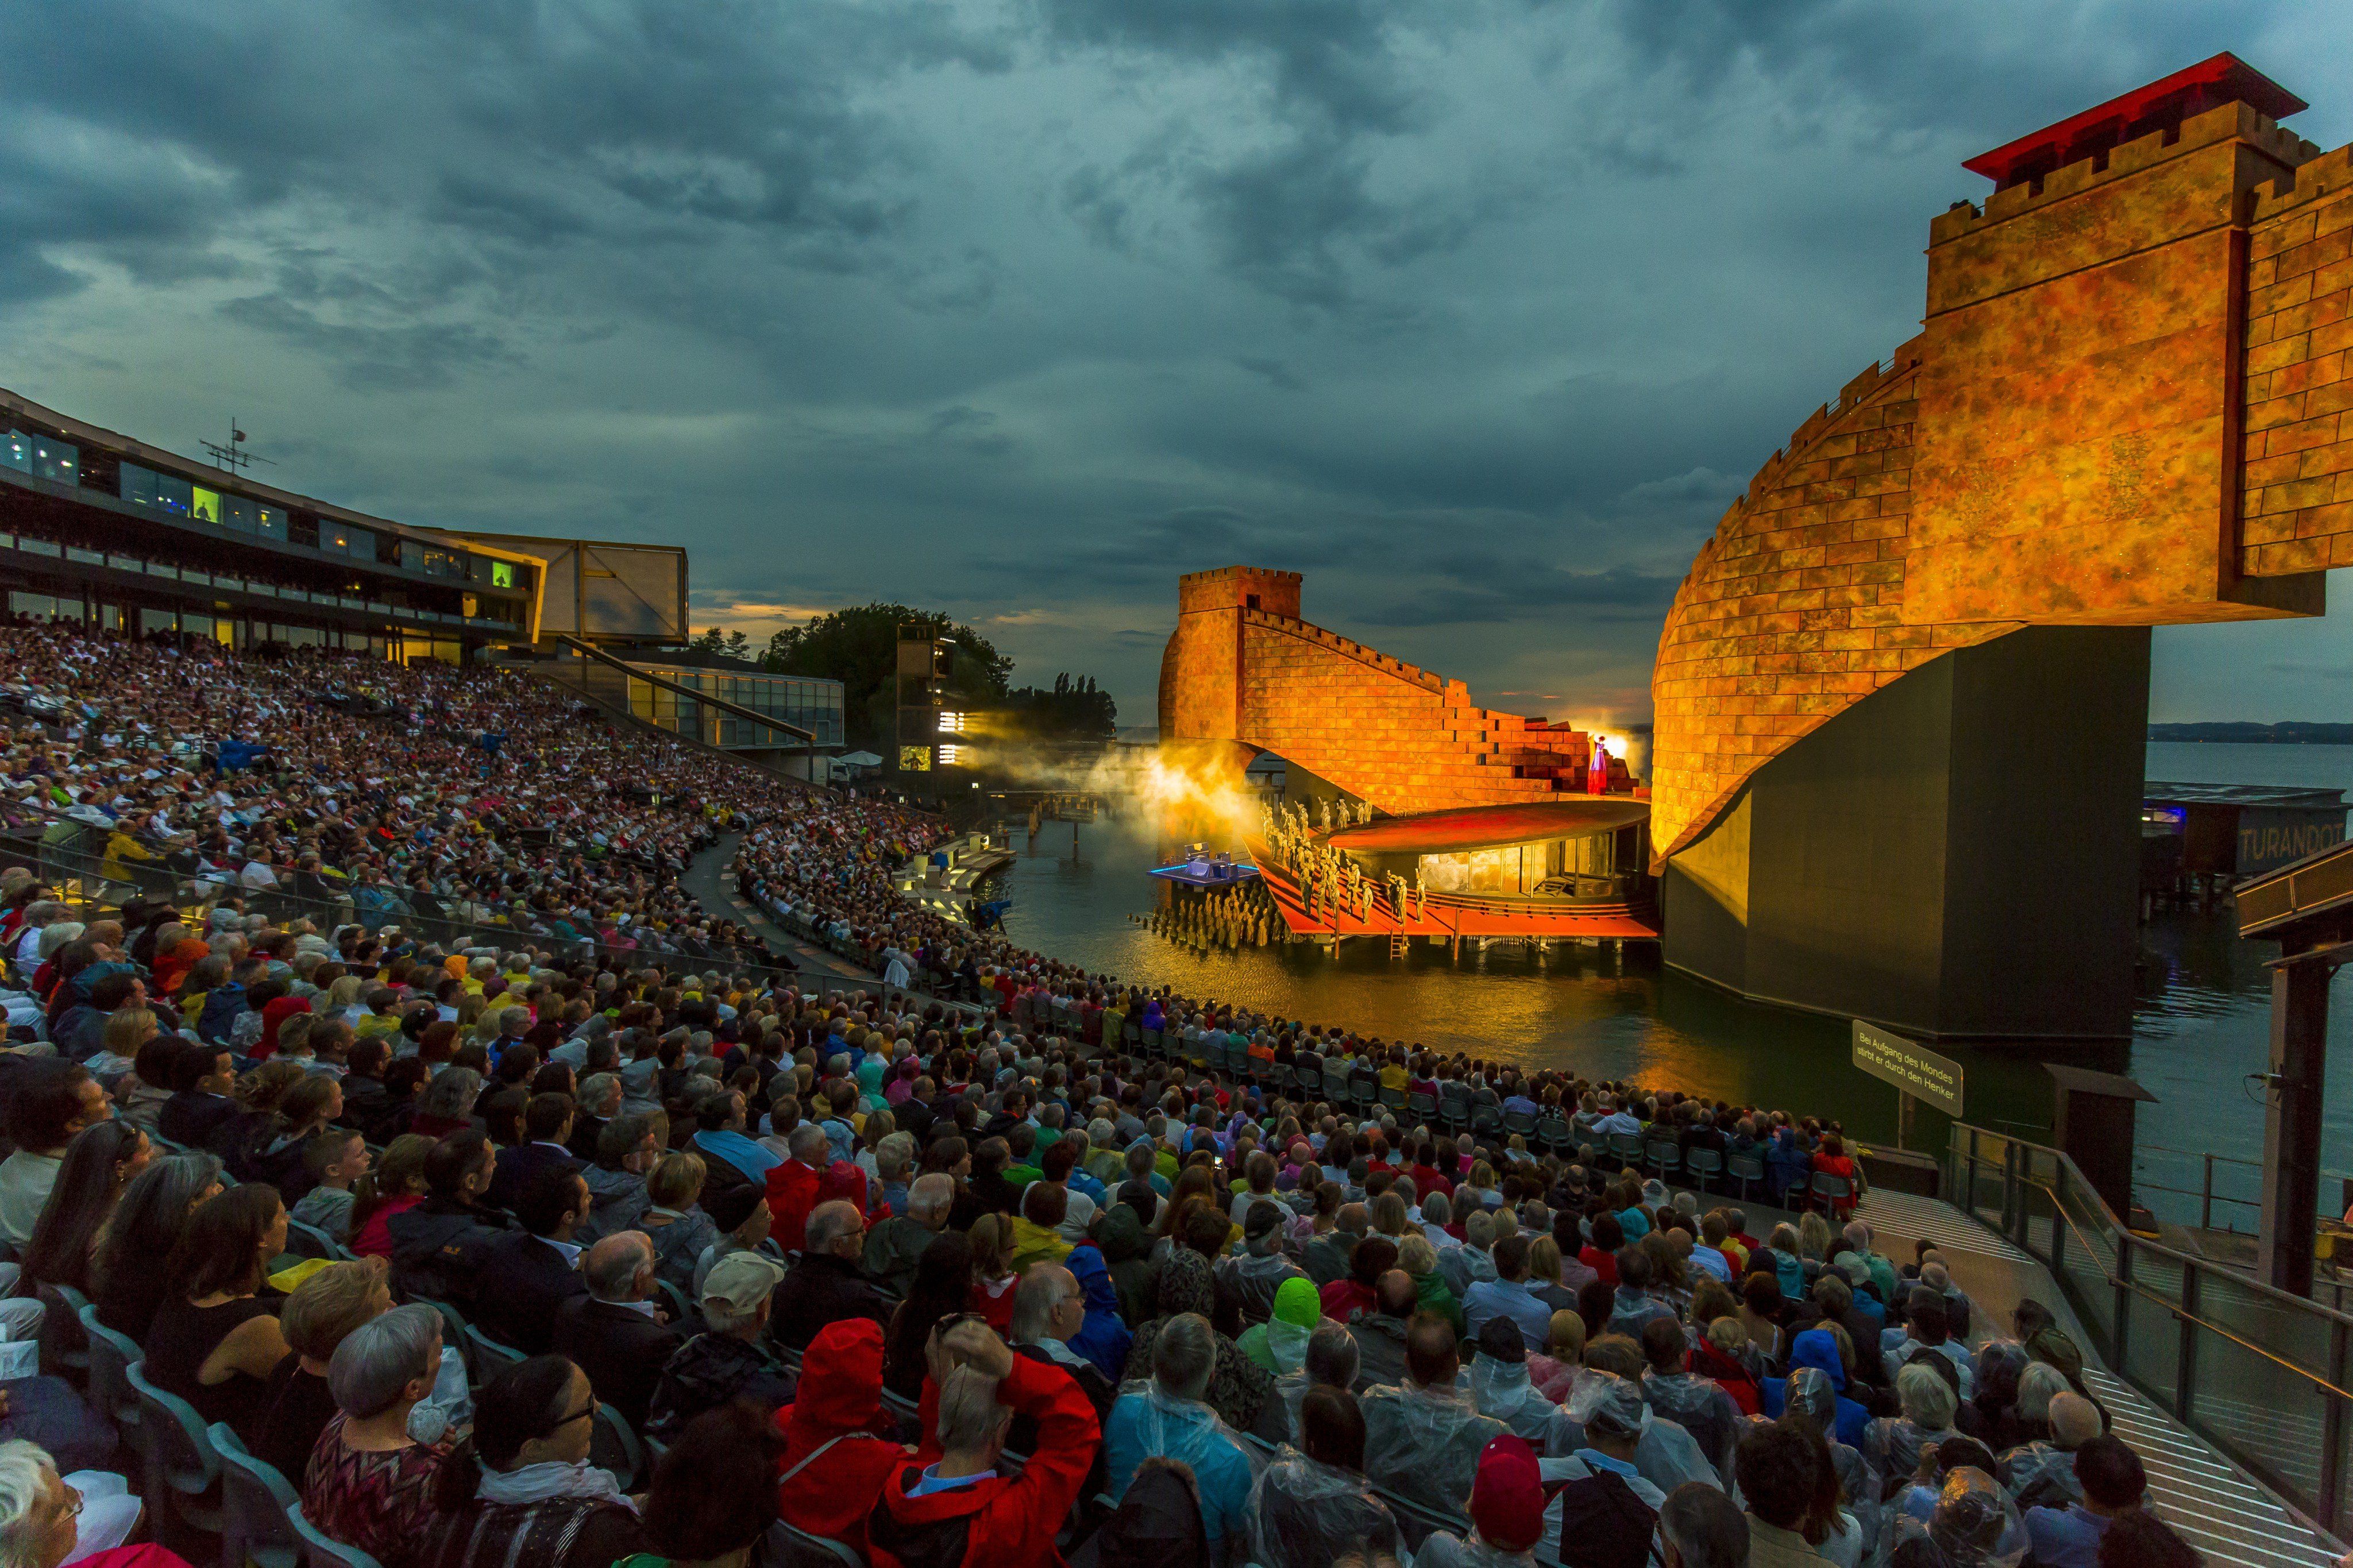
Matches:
[411,1067,483,1139]
[302,1304,453,1568]
[0,1438,141,1568]
[33,921,83,967]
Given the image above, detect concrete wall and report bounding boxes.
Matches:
[1664,626,2149,1041]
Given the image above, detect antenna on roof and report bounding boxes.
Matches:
[200,418,277,476]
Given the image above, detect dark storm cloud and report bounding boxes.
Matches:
[0,0,2342,725]
[1357,562,1682,628]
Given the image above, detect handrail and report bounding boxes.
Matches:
[2035,1171,2353,1400]
[1947,1119,2353,1542]
[518,660,838,795]
[1954,1122,2353,1328]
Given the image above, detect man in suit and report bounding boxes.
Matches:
[484,1092,580,1212]
[551,1230,682,1431]
[474,1166,592,1354]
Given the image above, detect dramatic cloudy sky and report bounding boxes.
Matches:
[4,0,2350,729]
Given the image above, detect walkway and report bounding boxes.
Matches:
[1854,1188,2337,1568]
[677,831,871,983]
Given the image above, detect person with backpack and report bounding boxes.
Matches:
[1544,1371,1667,1568]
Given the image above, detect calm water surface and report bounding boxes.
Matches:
[988,744,2353,1225]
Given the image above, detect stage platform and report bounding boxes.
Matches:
[1248,837,1659,944]
[1147,848,1262,889]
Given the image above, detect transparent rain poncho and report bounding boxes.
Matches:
[1361,1376,1508,1516]
[1545,1372,1721,1494]
[1116,1382,1268,1507]
[1995,1439,2083,1511]
[1413,1530,1539,1568]
[1640,1368,1745,1478]
[1972,1339,2029,1418]
[1471,1352,1555,1442]
[1864,1413,1954,1503]
[1248,1443,1404,1568]
[1889,1468,2030,1568]
[1784,1367,1880,1554]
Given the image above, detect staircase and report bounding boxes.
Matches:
[2081,1366,2337,1568]
[1856,1188,2343,1568]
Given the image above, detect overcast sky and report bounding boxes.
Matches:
[4,0,2348,729]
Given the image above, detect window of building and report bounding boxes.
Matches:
[191,486,221,524]
[491,560,515,588]
[8,592,79,622]
[121,464,194,515]
[1,430,79,484]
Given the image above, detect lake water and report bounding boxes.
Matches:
[986,743,2353,1227]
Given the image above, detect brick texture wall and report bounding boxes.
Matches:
[2242,145,2353,573]
[1649,353,2022,864]
[1653,104,2343,869]
[1157,566,1600,816]
[1236,612,1576,812]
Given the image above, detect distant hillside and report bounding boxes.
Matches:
[2150,722,2353,744]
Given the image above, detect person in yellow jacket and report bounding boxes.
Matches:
[100,823,158,892]
[1007,1181,1075,1275]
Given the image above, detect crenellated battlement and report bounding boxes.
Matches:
[1928,101,2317,248]
[1734,346,1924,510]
[2251,141,2353,224]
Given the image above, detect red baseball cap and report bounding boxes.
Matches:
[1469,1435,1545,1552]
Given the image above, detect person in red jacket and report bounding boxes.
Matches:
[773,1319,904,1559]
[1808,1133,1865,1220]
[765,1124,868,1255]
[867,1319,1100,1568]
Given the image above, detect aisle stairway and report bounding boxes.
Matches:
[1854,1189,2341,1568]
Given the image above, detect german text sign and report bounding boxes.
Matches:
[1850,1021,1964,1118]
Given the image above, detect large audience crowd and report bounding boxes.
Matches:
[0,620,2221,1568]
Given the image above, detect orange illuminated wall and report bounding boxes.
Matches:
[2242,145,2353,574]
[1158,566,1603,814]
[1652,74,2338,867]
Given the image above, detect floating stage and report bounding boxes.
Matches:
[1247,797,1661,950]
[1147,847,1263,889]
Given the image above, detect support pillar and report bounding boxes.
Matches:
[2259,956,2332,1296]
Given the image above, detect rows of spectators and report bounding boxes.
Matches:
[0,964,2210,1567]
[0,617,2215,1568]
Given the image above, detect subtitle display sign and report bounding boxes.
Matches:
[1850,1020,1964,1118]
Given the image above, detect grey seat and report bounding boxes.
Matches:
[591,1401,646,1490]
[288,1503,387,1568]
[765,1519,865,1568]
[1726,1152,1766,1200]
[126,1359,224,1538]
[77,1304,146,1458]
[211,1422,302,1568]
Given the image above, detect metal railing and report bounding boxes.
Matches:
[1947,1121,2353,1542]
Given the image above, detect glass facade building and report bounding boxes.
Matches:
[1,391,542,663]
